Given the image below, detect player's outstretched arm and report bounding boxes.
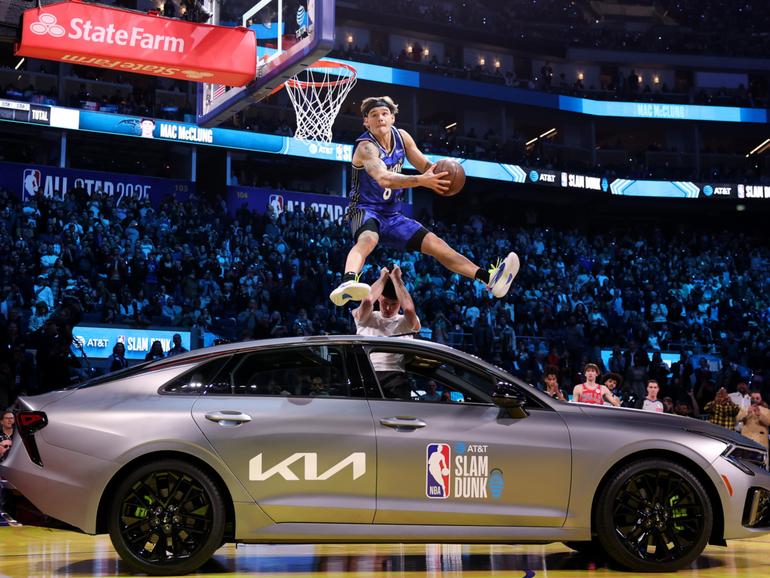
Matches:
[356,141,450,194]
[352,267,390,324]
[390,266,421,332]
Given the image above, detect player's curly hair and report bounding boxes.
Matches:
[361,96,398,117]
[543,365,559,379]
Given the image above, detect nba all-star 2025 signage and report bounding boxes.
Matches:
[15,1,256,85]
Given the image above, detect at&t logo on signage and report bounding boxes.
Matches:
[528,169,556,184]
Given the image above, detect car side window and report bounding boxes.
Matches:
[366,347,495,404]
[160,356,231,394]
[211,346,357,398]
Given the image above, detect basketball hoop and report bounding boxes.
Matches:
[284,60,357,142]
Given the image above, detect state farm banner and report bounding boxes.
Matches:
[15,1,256,86]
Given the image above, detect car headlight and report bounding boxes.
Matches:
[722,445,768,475]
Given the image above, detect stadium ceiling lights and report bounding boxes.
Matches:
[746,138,770,158]
[526,128,557,148]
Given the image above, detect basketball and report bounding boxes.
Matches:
[433,159,465,197]
[441,468,450,476]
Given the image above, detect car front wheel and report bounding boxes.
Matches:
[596,459,713,572]
[108,459,226,575]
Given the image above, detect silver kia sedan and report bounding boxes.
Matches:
[2,336,769,575]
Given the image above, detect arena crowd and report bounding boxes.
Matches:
[1,183,769,427]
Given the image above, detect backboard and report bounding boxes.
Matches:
[197,0,334,127]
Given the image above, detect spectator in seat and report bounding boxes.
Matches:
[1,411,14,443]
[736,391,770,454]
[674,400,695,418]
[28,301,50,333]
[704,387,740,430]
[166,333,189,357]
[0,417,12,509]
[108,342,128,372]
[572,363,620,406]
[607,345,626,375]
[542,366,566,400]
[421,380,442,401]
[145,340,165,362]
[33,275,54,311]
[0,438,11,461]
[162,297,181,324]
[729,381,752,417]
[694,357,713,389]
[602,372,623,397]
[309,376,330,397]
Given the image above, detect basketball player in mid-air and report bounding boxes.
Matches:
[330,96,519,305]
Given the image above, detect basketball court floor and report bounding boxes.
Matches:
[1,524,769,577]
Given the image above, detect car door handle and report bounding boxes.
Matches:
[380,416,427,430]
[205,411,252,426]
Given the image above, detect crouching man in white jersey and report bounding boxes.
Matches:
[353,265,418,399]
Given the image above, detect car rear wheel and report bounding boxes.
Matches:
[596,459,712,572]
[108,459,226,576]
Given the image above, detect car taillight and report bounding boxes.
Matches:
[15,411,48,466]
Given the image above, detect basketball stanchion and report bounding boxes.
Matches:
[283,60,357,142]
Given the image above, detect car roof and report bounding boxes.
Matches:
[148,335,472,368]
[72,335,523,393]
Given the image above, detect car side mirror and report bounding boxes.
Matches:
[492,382,529,419]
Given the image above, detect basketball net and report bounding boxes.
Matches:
[284,60,357,142]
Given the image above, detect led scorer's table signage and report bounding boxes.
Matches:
[15,1,256,85]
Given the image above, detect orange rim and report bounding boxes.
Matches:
[283,60,357,90]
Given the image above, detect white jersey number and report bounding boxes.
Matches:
[383,188,392,200]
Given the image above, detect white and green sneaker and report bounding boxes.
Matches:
[330,279,371,306]
[487,252,520,298]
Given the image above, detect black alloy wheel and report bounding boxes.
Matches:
[596,459,713,572]
[108,459,226,575]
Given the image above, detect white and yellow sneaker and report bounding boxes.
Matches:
[329,279,371,306]
[487,252,520,298]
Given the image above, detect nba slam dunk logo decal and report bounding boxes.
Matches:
[426,442,504,499]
